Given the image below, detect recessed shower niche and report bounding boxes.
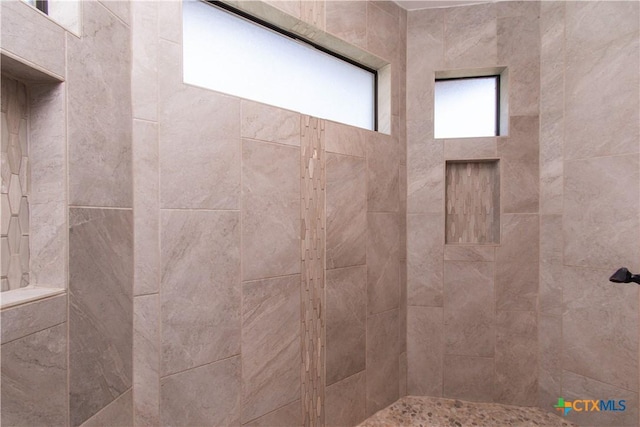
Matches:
[0,60,67,308]
[445,160,500,245]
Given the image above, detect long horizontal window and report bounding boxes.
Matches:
[183,0,377,131]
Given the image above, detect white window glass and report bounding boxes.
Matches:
[183,0,376,131]
[434,77,498,139]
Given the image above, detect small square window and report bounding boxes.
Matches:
[434,76,499,139]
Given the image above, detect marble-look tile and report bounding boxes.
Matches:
[159,41,240,210]
[444,261,495,357]
[241,139,300,281]
[243,400,301,427]
[241,101,300,147]
[1,294,66,344]
[1,323,67,427]
[326,371,367,427]
[367,2,399,62]
[399,350,408,397]
[367,133,399,213]
[539,108,563,214]
[367,309,400,416]
[69,208,133,427]
[241,275,300,423]
[67,1,132,207]
[443,355,494,402]
[161,210,240,376]
[326,153,366,269]
[161,357,241,427]
[563,266,638,392]
[133,120,159,296]
[498,116,539,214]
[444,245,494,262]
[407,140,443,214]
[325,120,366,158]
[399,260,407,352]
[29,203,66,288]
[134,295,160,427]
[444,3,497,69]
[157,0,182,43]
[564,155,639,271]
[98,0,130,25]
[326,266,366,386]
[407,306,443,397]
[539,215,562,317]
[494,311,537,406]
[326,1,367,49]
[497,10,540,117]
[444,137,497,160]
[0,0,66,78]
[367,212,399,314]
[564,1,639,160]
[407,213,443,307]
[301,0,324,30]
[538,314,562,411]
[81,389,133,427]
[264,0,300,19]
[398,164,407,262]
[563,370,638,426]
[132,0,158,121]
[495,214,539,311]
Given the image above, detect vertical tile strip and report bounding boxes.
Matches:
[300,116,326,427]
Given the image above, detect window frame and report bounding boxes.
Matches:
[434,74,501,139]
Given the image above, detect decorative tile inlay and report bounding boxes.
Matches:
[1,77,30,291]
[300,116,326,427]
[445,161,500,244]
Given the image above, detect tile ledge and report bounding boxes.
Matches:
[1,286,65,310]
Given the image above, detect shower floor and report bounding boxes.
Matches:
[357,396,578,427]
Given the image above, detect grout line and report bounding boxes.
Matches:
[0,320,67,346]
[160,353,241,381]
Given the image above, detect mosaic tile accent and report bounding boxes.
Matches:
[300,116,326,427]
[445,161,500,244]
[1,77,30,291]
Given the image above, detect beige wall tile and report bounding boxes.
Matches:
[539,215,562,317]
[326,153,366,269]
[161,357,241,426]
[133,120,159,296]
[132,0,158,121]
[367,133,399,213]
[367,2,399,62]
[241,101,300,147]
[69,208,133,426]
[564,2,639,160]
[160,210,240,376]
[563,370,638,426]
[243,400,301,427]
[407,140,443,214]
[367,212,399,314]
[157,0,182,43]
[1,294,66,344]
[494,310,537,406]
[444,3,497,69]
[407,213,443,307]
[1,323,67,427]
[326,1,367,49]
[563,266,638,392]
[325,121,366,158]
[326,371,366,427]
[444,137,497,160]
[326,266,366,386]
[367,309,400,416]
[443,355,494,402]
[495,214,539,311]
[444,245,494,262]
[444,261,495,357]
[407,306,443,397]
[134,295,160,427]
[81,389,132,427]
[0,0,66,79]
[241,275,300,423]
[241,140,300,281]
[67,1,132,207]
[564,155,640,271]
[98,0,130,25]
[538,314,561,411]
[498,116,540,214]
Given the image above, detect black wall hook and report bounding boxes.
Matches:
[609,268,640,285]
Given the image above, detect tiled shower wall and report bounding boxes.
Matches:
[131,1,406,426]
[407,1,541,406]
[538,2,640,426]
